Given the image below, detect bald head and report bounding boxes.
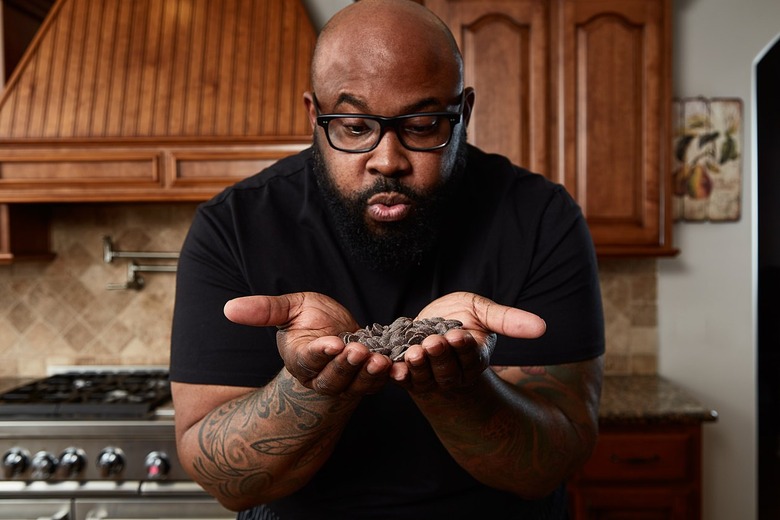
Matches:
[311,0,463,101]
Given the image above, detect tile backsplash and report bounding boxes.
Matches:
[0,204,657,377]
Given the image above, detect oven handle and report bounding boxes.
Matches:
[139,481,215,496]
[76,495,233,520]
[37,513,69,520]
[86,517,228,520]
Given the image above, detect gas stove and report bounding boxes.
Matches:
[0,368,171,420]
[0,367,180,484]
[0,367,232,519]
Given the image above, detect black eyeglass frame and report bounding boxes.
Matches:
[313,93,465,153]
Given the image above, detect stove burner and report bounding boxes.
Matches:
[0,369,171,419]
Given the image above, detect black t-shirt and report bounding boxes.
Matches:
[170,145,604,519]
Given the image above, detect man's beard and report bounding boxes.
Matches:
[311,131,468,271]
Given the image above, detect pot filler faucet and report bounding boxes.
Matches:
[102,236,180,291]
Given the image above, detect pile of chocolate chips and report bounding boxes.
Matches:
[340,317,463,361]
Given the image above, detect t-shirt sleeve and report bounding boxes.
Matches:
[169,199,282,387]
[490,184,605,366]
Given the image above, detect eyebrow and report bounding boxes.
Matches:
[332,93,443,115]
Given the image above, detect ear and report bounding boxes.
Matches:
[462,86,476,127]
[303,92,318,130]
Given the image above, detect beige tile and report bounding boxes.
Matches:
[0,318,21,352]
[16,357,47,378]
[630,301,657,327]
[629,327,658,355]
[8,302,36,333]
[0,280,14,315]
[629,354,658,375]
[0,357,21,377]
[604,304,631,354]
[63,320,96,352]
[96,320,134,354]
[604,353,630,375]
[630,273,657,301]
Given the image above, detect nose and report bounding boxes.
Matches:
[365,129,412,178]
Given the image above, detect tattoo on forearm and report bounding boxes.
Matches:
[506,362,599,477]
[443,362,599,484]
[192,371,349,499]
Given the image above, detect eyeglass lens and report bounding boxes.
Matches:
[326,114,454,152]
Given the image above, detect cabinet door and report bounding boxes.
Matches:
[425,0,549,175]
[555,0,675,255]
[568,424,703,520]
[569,486,698,520]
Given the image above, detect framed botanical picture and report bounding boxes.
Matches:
[672,97,743,222]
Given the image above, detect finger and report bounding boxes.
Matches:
[223,293,305,327]
[468,294,547,339]
[310,344,379,395]
[345,354,393,396]
[288,335,345,383]
[389,360,411,383]
[403,345,437,393]
[422,335,461,388]
[445,330,491,379]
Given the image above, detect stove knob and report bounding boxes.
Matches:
[58,447,87,478]
[96,447,125,478]
[31,451,59,480]
[2,447,30,478]
[144,451,170,480]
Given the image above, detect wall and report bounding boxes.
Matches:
[659,0,780,518]
[0,204,657,378]
[0,204,195,376]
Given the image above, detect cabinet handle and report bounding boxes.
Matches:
[609,453,661,465]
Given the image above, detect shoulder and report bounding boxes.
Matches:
[463,145,579,216]
[465,145,566,193]
[186,147,320,239]
[205,147,313,208]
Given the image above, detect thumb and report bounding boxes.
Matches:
[223,293,305,327]
[472,295,547,339]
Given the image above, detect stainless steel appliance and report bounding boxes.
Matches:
[0,368,233,520]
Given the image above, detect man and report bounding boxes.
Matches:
[170,0,605,518]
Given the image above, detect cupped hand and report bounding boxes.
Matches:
[223,292,393,397]
[391,292,546,394]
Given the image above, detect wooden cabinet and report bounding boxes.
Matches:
[0,0,316,262]
[0,0,315,203]
[425,0,676,256]
[425,0,550,174]
[557,0,675,256]
[568,424,703,519]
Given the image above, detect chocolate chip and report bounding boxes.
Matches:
[339,317,463,361]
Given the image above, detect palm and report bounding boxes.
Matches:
[391,292,547,394]
[272,292,359,348]
[416,292,546,340]
[224,292,391,394]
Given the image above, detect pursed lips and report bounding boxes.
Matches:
[366,192,413,222]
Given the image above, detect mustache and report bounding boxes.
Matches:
[356,177,424,204]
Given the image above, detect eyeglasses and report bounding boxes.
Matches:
[314,94,464,153]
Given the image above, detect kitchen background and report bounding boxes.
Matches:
[0,0,778,519]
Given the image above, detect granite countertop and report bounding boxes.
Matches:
[599,375,718,425]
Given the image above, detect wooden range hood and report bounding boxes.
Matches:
[0,0,317,261]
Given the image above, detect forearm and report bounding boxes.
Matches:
[410,359,602,499]
[178,370,360,511]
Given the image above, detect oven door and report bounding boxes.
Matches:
[0,499,71,520]
[73,498,233,520]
